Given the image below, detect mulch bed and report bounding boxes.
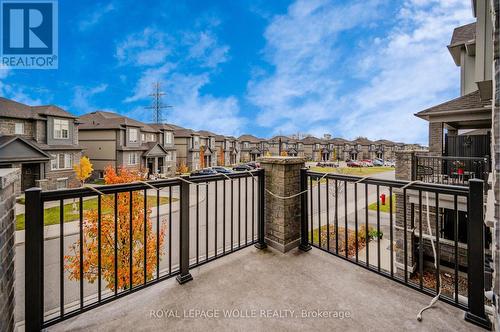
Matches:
[317,225,370,257]
[409,269,467,298]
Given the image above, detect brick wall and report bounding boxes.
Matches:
[0,169,19,332]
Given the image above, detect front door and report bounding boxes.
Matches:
[21,163,39,191]
[158,158,164,174]
[147,158,154,175]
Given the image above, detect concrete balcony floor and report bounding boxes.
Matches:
[48,246,480,331]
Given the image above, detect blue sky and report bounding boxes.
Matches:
[0,0,475,143]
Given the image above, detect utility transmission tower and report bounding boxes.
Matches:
[146,82,172,123]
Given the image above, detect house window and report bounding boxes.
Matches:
[165,132,173,144]
[129,129,138,142]
[166,152,171,161]
[51,153,73,170]
[128,152,138,165]
[54,119,69,139]
[141,133,145,141]
[244,142,249,148]
[14,122,24,134]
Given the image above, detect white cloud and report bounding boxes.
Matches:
[116,28,171,67]
[72,84,109,114]
[185,31,230,68]
[79,3,116,31]
[248,0,474,143]
[121,23,242,135]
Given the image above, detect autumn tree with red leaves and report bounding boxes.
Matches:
[65,166,167,290]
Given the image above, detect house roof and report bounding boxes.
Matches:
[269,135,290,143]
[165,124,197,137]
[415,90,491,119]
[353,137,373,145]
[329,137,350,144]
[373,139,395,146]
[449,22,476,46]
[79,111,158,132]
[0,97,76,120]
[143,142,168,157]
[238,134,263,143]
[148,123,177,131]
[300,136,322,144]
[197,130,217,138]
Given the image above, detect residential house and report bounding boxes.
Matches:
[214,135,240,166]
[0,98,82,192]
[239,134,265,162]
[197,130,217,168]
[170,124,201,171]
[78,111,175,178]
[301,136,324,161]
[395,0,495,288]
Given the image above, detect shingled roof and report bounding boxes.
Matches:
[0,97,76,120]
[238,134,263,143]
[79,111,158,132]
[415,90,491,119]
[449,22,476,46]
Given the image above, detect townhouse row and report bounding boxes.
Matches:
[0,101,422,192]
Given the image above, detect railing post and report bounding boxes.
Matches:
[464,179,491,329]
[176,177,193,284]
[25,187,44,331]
[255,169,267,249]
[299,168,311,251]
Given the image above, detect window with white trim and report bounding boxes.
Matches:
[54,119,69,139]
[141,133,145,141]
[129,128,138,142]
[166,152,171,161]
[164,132,173,145]
[51,153,73,170]
[128,152,138,165]
[14,122,24,135]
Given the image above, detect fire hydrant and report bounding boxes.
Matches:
[380,193,386,206]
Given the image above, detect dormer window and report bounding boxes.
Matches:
[14,122,24,135]
[54,119,69,139]
[129,128,138,142]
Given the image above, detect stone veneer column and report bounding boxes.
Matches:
[394,151,416,277]
[258,157,305,252]
[0,169,20,332]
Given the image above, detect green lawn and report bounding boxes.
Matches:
[367,194,396,213]
[310,166,394,176]
[16,195,177,231]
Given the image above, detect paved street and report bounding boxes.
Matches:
[15,170,396,324]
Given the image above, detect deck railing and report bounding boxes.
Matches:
[25,169,265,330]
[300,169,491,329]
[413,155,490,186]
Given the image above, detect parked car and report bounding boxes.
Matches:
[372,159,384,166]
[246,161,260,169]
[233,164,253,171]
[190,168,218,177]
[384,160,396,167]
[316,162,339,168]
[346,160,362,167]
[212,166,233,174]
[361,159,374,167]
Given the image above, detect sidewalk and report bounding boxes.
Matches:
[15,191,204,245]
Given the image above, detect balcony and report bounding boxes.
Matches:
[14,159,492,331]
[46,246,478,331]
[413,155,490,186]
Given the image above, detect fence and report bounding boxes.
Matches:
[300,169,490,329]
[25,169,265,330]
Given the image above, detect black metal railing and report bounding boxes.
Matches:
[413,155,490,186]
[25,169,265,330]
[300,169,491,330]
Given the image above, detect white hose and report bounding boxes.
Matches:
[417,192,442,321]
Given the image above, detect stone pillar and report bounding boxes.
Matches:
[428,122,443,154]
[0,169,20,332]
[258,157,305,252]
